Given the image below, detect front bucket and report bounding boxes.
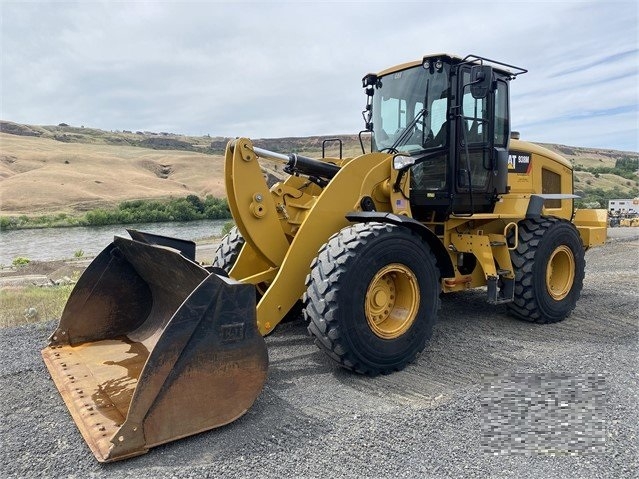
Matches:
[41,232,268,462]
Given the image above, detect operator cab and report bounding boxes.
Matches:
[362,54,527,220]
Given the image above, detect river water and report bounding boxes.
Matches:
[0,219,229,265]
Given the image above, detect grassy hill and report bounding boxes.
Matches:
[0,122,289,216]
[1,121,637,218]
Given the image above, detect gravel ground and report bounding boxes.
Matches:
[1,229,637,478]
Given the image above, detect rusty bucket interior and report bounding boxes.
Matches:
[42,232,268,462]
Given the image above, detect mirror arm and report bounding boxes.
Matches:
[393,169,406,193]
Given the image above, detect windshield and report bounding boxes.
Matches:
[373,63,450,153]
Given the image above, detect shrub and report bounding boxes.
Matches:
[2,196,233,230]
[615,156,639,171]
[186,194,205,213]
[12,257,30,266]
[84,209,115,226]
[120,199,145,210]
[0,217,13,230]
[203,196,231,219]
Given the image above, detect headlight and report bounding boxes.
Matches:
[393,155,415,170]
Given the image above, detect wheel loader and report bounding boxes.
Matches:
[42,54,607,462]
[620,216,639,227]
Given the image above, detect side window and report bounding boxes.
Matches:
[430,98,447,137]
[457,69,491,192]
[414,101,424,117]
[460,71,489,145]
[414,101,424,132]
[494,81,509,147]
[380,97,407,133]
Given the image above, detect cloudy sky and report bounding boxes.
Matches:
[2,1,638,151]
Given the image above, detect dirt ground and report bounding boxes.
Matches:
[0,230,637,478]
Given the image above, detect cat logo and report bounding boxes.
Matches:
[508,152,532,174]
[221,323,245,343]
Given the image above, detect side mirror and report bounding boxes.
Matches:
[470,65,493,99]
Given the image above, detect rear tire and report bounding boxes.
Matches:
[305,222,440,375]
[508,217,585,323]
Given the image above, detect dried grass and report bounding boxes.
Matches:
[0,285,73,328]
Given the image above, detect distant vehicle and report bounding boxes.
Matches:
[608,198,639,226]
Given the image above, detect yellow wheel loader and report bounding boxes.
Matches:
[620,216,639,227]
[42,54,607,462]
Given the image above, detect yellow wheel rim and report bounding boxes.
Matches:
[365,263,420,339]
[546,245,575,301]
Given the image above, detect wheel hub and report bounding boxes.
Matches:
[365,263,420,339]
[546,245,575,300]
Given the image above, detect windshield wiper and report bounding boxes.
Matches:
[388,107,427,153]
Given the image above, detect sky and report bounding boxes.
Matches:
[2,1,638,151]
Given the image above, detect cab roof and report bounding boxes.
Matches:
[376,53,526,79]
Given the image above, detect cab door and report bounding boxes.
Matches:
[453,68,509,214]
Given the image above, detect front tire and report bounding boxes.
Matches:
[305,222,440,375]
[212,226,244,274]
[213,226,303,322]
[508,217,585,323]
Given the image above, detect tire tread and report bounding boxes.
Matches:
[304,222,440,375]
[507,217,585,323]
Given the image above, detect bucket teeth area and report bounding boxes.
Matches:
[42,339,148,461]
